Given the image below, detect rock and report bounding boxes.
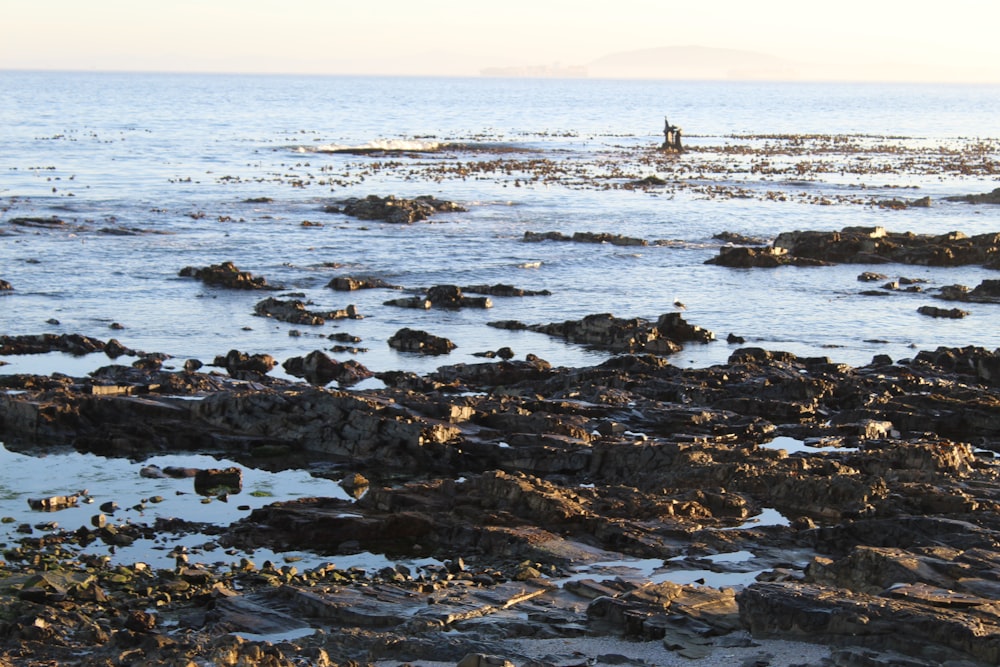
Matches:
[325,194,467,223]
[27,495,79,511]
[0,333,120,356]
[917,305,968,319]
[523,230,648,246]
[656,312,715,344]
[254,297,361,325]
[388,328,457,355]
[385,285,492,309]
[528,312,704,354]
[194,467,243,495]
[282,351,373,386]
[462,284,551,297]
[213,349,277,375]
[707,226,1000,269]
[327,276,401,291]
[935,279,1000,304]
[944,186,1000,204]
[178,261,279,290]
[0,279,12,291]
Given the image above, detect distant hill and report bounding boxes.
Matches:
[587,45,800,80]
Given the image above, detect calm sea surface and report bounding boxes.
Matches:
[1,72,999,563]
[3,72,999,379]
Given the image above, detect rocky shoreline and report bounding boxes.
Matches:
[2,330,1000,665]
[4,195,1000,665]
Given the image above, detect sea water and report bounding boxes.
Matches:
[2,72,999,566]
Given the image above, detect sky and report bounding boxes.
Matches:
[3,0,1000,82]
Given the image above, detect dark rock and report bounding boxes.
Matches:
[327,276,401,291]
[283,351,374,386]
[388,328,456,355]
[254,297,361,325]
[935,279,1000,304]
[944,186,1000,204]
[7,216,66,228]
[0,279,12,291]
[917,305,969,319]
[523,230,648,246]
[213,349,277,375]
[528,312,714,354]
[178,261,279,290]
[325,194,466,223]
[0,333,112,356]
[462,284,551,297]
[194,467,243,495]
[707,226,1000,269]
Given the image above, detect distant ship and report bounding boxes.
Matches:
[480,64,588,78]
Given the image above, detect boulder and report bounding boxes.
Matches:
[254,297,361,325]
[178,261,279,290]
[325,194,466,224]
[213,349,277,375]
[388,328,457,355]
[282,351,373,386]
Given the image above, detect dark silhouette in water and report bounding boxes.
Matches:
[662,116,683,151]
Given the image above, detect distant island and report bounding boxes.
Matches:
[474,44,998,83]
[480,64,588,78]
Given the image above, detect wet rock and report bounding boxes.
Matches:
[7,216,66,228]
[462,284,551,297]
[385,284,492,309]
[523,230,648,246]
[327,276,402,291]
[0,279,12,291]
[254,296,361,325]
[213,349,278,375]
[738,581,1000,665]
[0,332,119,356]
[282,351,374,386]
[528,312,713,354]
[705,245,832,268]
[708,226,1000,269]
[714,231,770,246]
[917,305,968,319]
[178,261,280,290]
[27,494,80,511]
[656,312,715,344]
[388,328,457,355]
[194,467,243,495]
[944,186,1000,204]
[326,194,467,223]
[935,279,1000,304]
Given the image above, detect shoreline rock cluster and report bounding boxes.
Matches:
[707,225,1000,269]
[2,335,1000,665]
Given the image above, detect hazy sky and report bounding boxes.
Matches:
[4,0,1000,82]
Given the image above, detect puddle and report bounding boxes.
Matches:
[561,550,764,590]
[760,436,858,454]
[0,442,353,569]
[723,507,791,530]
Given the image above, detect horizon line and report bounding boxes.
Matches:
[3,67,1000,86]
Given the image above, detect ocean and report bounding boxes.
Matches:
[1,72,1000,562]
[3,72,999,382]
